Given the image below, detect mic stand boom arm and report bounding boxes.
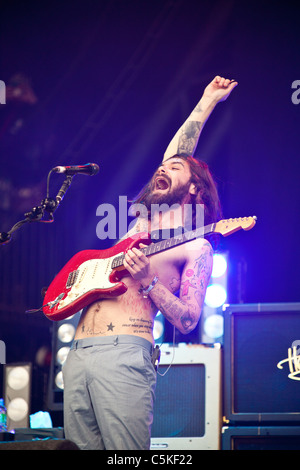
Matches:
[0,174,74,245]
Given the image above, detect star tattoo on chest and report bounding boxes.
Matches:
[107,322,115,331]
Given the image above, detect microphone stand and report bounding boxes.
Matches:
[0,171,74,245]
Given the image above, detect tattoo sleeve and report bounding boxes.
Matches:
[148,242,213,334]
[163,91,219,161]
[149,284,196,333]
[177,121,202,155]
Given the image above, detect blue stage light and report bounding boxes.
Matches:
[153,311,165,343]
[203,314,224,339]
[211,253,227,278]
[204,283,227,309]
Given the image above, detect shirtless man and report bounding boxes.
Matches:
[62,76,238,450]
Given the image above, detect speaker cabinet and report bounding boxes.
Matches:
[223,303,300,424]
[4,363,32,431]
[150,343,222,450]
[222,426,300,450]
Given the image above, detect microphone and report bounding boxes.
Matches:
[55,175,74,205]
[53,163,99,176]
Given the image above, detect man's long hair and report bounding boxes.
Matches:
[133,154,222,227]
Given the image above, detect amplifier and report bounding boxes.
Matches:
[223,303,300,424]
[150,343,222,450]
[222,426,300,450]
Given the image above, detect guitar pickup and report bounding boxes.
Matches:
[66,270,79,289]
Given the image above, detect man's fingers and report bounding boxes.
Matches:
[132,247,148,262]
[123,257,135,270]
[125,248,147,267]
[139,243,149,248]
[214,76,238,88]
[125,250,140,267]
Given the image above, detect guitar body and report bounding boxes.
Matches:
[42,216,256,321]
[43,233,152,321]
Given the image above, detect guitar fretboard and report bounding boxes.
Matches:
[111,223,215,269]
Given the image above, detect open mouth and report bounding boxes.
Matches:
[154,176,170,191]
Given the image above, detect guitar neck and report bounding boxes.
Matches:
[112,223,215,269]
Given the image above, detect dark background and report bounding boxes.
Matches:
[0,0,299,413]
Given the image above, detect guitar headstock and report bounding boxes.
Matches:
[214,216,257,237]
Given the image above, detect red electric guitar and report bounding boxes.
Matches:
[42,216,256,321]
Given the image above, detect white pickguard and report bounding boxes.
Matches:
[57,256,118,309]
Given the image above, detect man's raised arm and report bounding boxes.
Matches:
[163,75,238,161]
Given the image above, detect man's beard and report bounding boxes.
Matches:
[143,179,192,210]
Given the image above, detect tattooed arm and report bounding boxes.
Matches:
[163,75,238,161]
[150,241,213,334]
[124,240,213,335]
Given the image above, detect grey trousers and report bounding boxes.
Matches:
[62,335,157,450]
